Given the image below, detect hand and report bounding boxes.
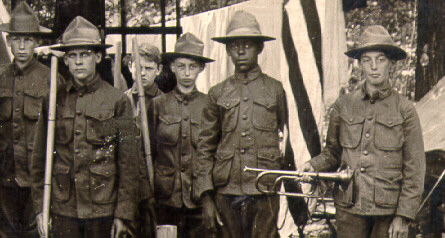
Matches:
[297,162,315,183]
[202,194,223,232]
[36,212,52,237]
[111,218,134,238]
[388,216,409,238]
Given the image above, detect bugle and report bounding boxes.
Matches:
[244,166,353,199]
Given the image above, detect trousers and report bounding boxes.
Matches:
[336,208,394,238]
[51,215,113,238]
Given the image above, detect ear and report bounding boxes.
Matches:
[256,42,264,54]
[34,37,41,47]
[156,64,163,76]
[64,55,69,66]
[95,51,102,64]
[127,61,133,71]
[170,61,177,74]
[199,63,205,73]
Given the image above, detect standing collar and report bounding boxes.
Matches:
[131,83,160,97]
[66,73,102,94]
[173,86,198,102]
[360,80,393,102]
[12,58,37,76]
[234,65,262,82]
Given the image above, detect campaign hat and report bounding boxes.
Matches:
[163,32,214,63]
[212,10,275,44]
[51,16,111,51]
[345,25,407,60]
[0,2,51,35]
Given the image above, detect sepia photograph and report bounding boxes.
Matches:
[0,0,443,237]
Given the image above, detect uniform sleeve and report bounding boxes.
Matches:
[309,99,342,172]
[113,95,139,221]
[30,95,48,216]
[396,102,426,220]
[194,87,222,200]
[277,83,287,133]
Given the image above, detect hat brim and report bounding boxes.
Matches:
[345,44,407,61]
[163,52,214,63]
[212,35,276,44]
[50,43,113,52]
[0,23,51,35]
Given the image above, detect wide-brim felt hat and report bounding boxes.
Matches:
[0,2,51,35]
[163,32,214,63]
[345,25,407,60]
[212,10,275,44]
[51,16,112,52]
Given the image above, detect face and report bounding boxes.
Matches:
[226,39,262,73]
[360,51,393,87]
[7,34,39,65]
[129,56,161,88]
[64,48,101,84]
[170,58,203,89]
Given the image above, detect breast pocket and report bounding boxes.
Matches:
[375,116,404,151]
[217,98,240,132]
[23,89,43,120]
[85,109,116,145]
[252,97,278,131]
[0,88,13,121]
[156,115,181,145]
[52,163,71,202]
[339,114,365,148]
[89,159,117,204]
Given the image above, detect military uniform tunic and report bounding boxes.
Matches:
[31,74,138,221]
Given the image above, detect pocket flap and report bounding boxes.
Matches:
[159,115,181,125]
[340,114,365,125]
[24,89,44,98]
[375,170,403,184]
[155,166,176,176]
[215,150,235,161]
[90,162,116,177]
[258,148,281,161]
[86,109,114,121]
[217,98,240,110]
[0,88,12,97]
[190,117,200,125]
[53,163,70,175]
[376,116,403,127]
[253,97,277,109]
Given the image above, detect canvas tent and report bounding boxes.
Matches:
[0,1,12,63]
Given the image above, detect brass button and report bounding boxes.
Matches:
[242,115,248,120]
[388,120,393,125]
[182,133,187,139]
[225,103,230,107]
[12,123,18,128]
[16,91,20,96]
[79,93,84,97]
[240,149,245,154]
[363,150,369,155]
[243,97,249,101]
[365,133,371,138]
[183,115,189,121]
[241,132,246,137]
[19,76,23,80]
[181,168,186,172]
[360,167,366,173]
[183,101,188,105]
[74,149,80,154]
[75,129,81,135]
[368,116,373,121]
[349,118,353,122]
[76,110,82,115]
[15,108,20,112]
[243,81,248,85]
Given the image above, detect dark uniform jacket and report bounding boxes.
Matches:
[310,83,425,220]
[0,59,60,188]
[125,83,163,201]
[31,74,139,221]
[195,66,287,199]
[149,87,208,209]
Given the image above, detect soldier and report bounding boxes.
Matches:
[148,32,214,237]
[299,25,425,238]
[124,43,163,237]
[31,16,138,238]
[195,11,287,237]
[0,2,60,237]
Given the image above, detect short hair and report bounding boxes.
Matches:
[130,43,161,66]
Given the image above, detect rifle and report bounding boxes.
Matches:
[132,38,154,191]
[41,55,58,237]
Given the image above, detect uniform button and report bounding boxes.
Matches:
[79,93,84,97]
[12,123,18,128]
[349,118,353,122]
[240,149,245,154]
[76,110,82,115]
[243,81,248,85]
[242,115,248,120]
[16,91,20,96]
[365,133,371,138]
[181,168,186,172]
[241,132,246,137]
[75,129,81,135]
[183,101,188,105]
[74,149,80,154]
[183,115,189,121]
[225,103,230,107]
[360,167,366,173]
[19,76,23,80]
[363,150,369,155]
[182,133,187,139]
[388,120,393,125]
[367,116,373,121]
[15,108,20,112]
[243,97,249,101]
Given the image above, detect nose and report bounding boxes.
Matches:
[184,66,190,76]
[237,45,245,55]
[75,55,82,65]
[371,59,377,70]
[19,39,25,49]
[141,67,146,76]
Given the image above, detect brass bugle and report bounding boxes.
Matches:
[244,166,353,198]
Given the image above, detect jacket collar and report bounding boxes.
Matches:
[11,58,37,76]
[173,86,198,102]
[234,65,262,82]
[66,73,102,94]
[360,80,392,103]
[131,83,160,97]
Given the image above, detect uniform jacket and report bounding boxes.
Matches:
[31,74,139,221]
[125,83,163,201]
[195,66,287,199]
[0,59,62,187]
[310,83,425,220]
[148,87,208,209]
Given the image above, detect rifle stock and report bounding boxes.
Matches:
[41,55,58,237]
